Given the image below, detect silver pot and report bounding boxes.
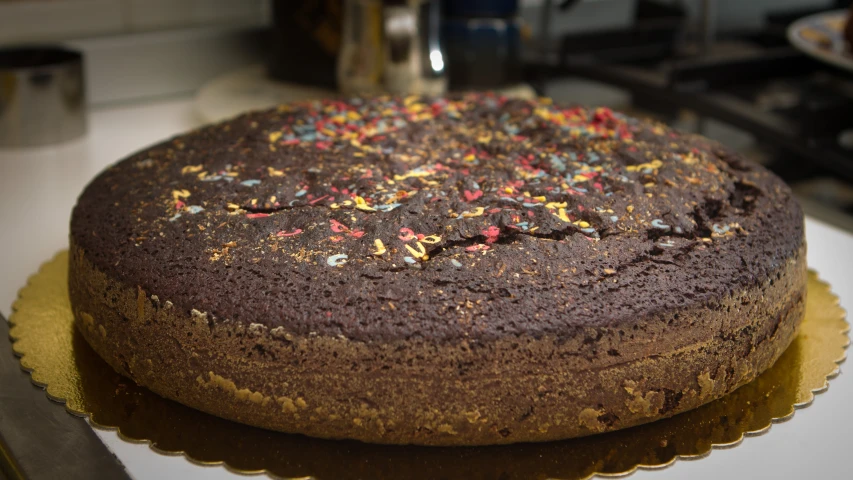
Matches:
[0,46,87,148]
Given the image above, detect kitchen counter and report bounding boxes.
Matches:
[1,97,851,479]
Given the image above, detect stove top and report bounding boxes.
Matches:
[526,0,853,221]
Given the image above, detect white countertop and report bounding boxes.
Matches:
[1,97,851,480]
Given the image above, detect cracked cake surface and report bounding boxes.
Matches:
[69,94,806,445]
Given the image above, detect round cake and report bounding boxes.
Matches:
[69,94,806,446]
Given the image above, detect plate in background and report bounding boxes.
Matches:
[788,9,853,73]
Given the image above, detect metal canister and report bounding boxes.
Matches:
[337,0,447,96]
[0,46,86,148]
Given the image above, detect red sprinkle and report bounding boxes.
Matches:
[277,229,303,237]
[482,226,500,244]
[463,190,483,202]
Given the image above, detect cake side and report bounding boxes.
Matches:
[69,239,806,445]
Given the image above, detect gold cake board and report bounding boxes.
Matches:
[7,251,850,479]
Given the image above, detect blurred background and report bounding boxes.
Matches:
[1,0,853,233]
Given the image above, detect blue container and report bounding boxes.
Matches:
[441,16,523,89]
[442,0,518,18]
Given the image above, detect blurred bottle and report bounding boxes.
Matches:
[337,0,447,95]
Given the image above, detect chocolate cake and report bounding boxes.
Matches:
[69,94,806,446]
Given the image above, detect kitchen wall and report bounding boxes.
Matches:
[0,0,272,105]
[0,0,270,43]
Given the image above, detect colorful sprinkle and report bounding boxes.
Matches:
[327,254,348,266]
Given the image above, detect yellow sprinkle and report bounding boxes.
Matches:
[394,170,433,181]
[372,239,386,256]
[421,235,442,244]
[626,159,663,172]
[172,189,190,201]
[478,133,492,143]
[354,196,376,212]
[504,187,514,194]
[644,182,655,188]
[251,198,258,206]
[463,153,476,162]
[268,166,285,177]
[627,205,634,213]
[270,196,277,204]
[556,208,570,222]
[576,221,590,228]
[461,207,485,218]
[533,196,547,202]
[330,203,340,209]
[342,200,353,206]
[546,202,567,210]
[405,242,427,258]
[529,227,539,233]
[572,174,588,183]
[346,111,361,120]
[268,131,282,143]
[196,171,208,179]
[524,191,531,197]
[226,203,240,211]
[181,165,203,175]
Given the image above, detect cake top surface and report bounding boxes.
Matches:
[71,94,803,343]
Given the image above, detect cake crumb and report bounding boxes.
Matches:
[579,408,606,431]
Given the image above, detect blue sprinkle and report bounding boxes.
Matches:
[186,205,204,214]
[222,176,234,182]
[712,224,730,234]
[201,175,222,182]
[168,213,182,222]
[375,203,401,212]
[658,240,675,248]
[241,179,261,187]
[581,227,596,234]
[522,202,541,208]
[295,189,307,197]
[610,216,619,222]
[327,254,348,267]
[451,259,463,268]
[294,124,316,134]
[651,219,671,231]
[674,226,684,234]
[404,256,417,264]
[550,154,567,172]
